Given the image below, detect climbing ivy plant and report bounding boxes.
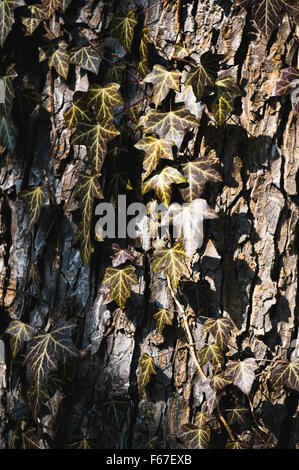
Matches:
[0,0,298,450]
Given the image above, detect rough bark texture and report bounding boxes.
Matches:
[0,0,298,449]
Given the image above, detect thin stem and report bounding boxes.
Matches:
[137,1,165,17]
[166,276,206,379]
[217,404,235,441]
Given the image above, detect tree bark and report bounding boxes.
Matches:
[0,0,298,449]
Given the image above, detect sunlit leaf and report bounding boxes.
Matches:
[70,46,101,74]
[144,65,181,108]
[21,4,47,35]
[20,185,46,231]
[42,0,61,17]
[225,441,249,449]
[194,411,209,428]
[25,321,78,389]
[71,120,120,173]
[74,173,103,237]
[153,308,174,333]
[138,353,156,393]
[138,27,151,77]
[212,77,240,125]
[74,222,94,266]
[111,243,136,267]
[141,107,199,149]
[173,43,190,59]
[177,423,210,449]
[210,371,231,391]
[152,240,187,288]
[142,166,186,206]
[270,360,299,392]
[135,135,174,180]
[0,115,18,151]
[110,8,137,53]
[185,51,222,101]
[102,265,138,308]
[64,91,92,129]
[48,40,69,80]
[161,198,217,258]
[225,358,258,394]
[175,85,204,119]
[86,83,124,121]
[179,157,222,202]
[5,320,36,358]
[202,317,234,349]
[199,343,224,366]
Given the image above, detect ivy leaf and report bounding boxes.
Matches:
[20,185,46,231]
[185,51,222,101]
[134,135,174,180]
[225,441,250,449]
[0,63,17,117]
[179,157,222,203]
[64,91,92,129]
[21,4,48,35]
[201,378,220,414]
[71,120,120,173]
[199,343,224,366]
[225,358,258,394]
[29,262,42,298]
[74,173,104,238]
[227,407,248,425]
[162,199,217,258]
[273,66,299,113]
[194,411,209,428]
[152,240,187,288]
[5,320,36,358]
[67,438,94,449]
[111,243,136,267]
[144,65,181,108]
[42,0,61,17]
[48,40,69,80]
[102,265,138,308]
[270,360,299,392]
[175,85,204,119]
[202,317,235,349]
[110,8,137,53]
[142,166,186,206]
[107,62,126,83]
[0,115,18,151]
[210,371,231,391]
[138,353,156,393]
[74,222,94,267]
[138,27,151,77]
[142,107,200,149]
[173,43,190,59]
[153,308,174,333]
[69,46,101,74]
[177,423,210,449]
[86,83,124,121]
[21,428,40,449]
[25,321,78,389]
[238,0,285,38]
[27,383,49,418]
[0,0,25,47]
[212,77,240,125]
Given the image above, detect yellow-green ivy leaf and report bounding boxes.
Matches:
[0,63,17,117]
[211,77,240,125]
[5,320,36,358]
[202,317,234,349]
[21,4,47,35]
[86,83,124,121]
[74,173,103,237]
[185,51,222,101]
[64,91,92,129]
[0,0,25,47]
[270,360,299,392]
[48,40,69,80]
[198,343,224,366]
[152,240,187,288]
[179,157,222,203]
[142,166,186,206]
[138,353,156,393]
[144,65,181,108]
[102,265,138,308]
[20,185,46,231]
[69,46,101,74]
[42,0,61,17]
[134,135,174,180]
[110,8,137,53]
[153,308,174,333]
[225,358,258,394]
[177,423,210,449]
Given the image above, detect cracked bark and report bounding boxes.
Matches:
[0,0,298,449]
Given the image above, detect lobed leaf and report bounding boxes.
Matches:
[138,353,156,393]
[152,240,187,288]
[102,265,138,308]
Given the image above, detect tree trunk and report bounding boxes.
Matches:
[0,0,298,449]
